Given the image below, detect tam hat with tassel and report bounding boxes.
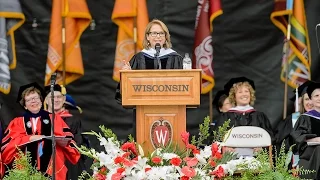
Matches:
[64,94,82,113]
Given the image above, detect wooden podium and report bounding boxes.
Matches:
[120,69,201,153]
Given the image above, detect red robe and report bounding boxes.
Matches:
[1,110,80,179]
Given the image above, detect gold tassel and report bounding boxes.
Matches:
[61,85,67,95]
[76,106,83,114]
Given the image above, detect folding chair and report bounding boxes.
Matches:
[222,126,273,166]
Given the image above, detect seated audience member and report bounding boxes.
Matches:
[291,82,320,179]
[275,80,313,168]
[213,90,233,113]
[1,82,80,179]
[210,89,233,136]
[214,77,274,154]
[44,84,87,179]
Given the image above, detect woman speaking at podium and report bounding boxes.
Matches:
[115,19,183,139]
[115,19,183,101]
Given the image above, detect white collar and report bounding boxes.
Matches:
[141,48,176,58]
[229,105,254,112]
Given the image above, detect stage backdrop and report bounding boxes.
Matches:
[1,0,320,153]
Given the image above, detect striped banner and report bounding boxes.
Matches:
[271,0,311,88]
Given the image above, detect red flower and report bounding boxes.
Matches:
[180,176,190,180]
[94,173,106,180]
[214,152,222,160]
[209,158,216,167]
[181,132,190,146]
[170,157,182,166]
[114,156,124,164]
[211,143,219,156]
[100,166,107,174]
[184,157,198,167]
[111,173,123,180]
[152,156,162,164]
[145,167,152,172]
[181,166,196,178]
[123,158,135,167]
[117,167,125,174]
[121,142,138,156]
[122,152,131,158]
[211,166,225,178]
[186,144,200,154]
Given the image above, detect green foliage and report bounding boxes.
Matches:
[216,151,237,165]
[78,171,95,180]
[3,149,49,180]
[212,119,231,142]
[100,125,118,142]
[232,143,313,180]
[191,116,211,147]
[127,134,135,142]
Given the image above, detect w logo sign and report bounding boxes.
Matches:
[150,118,172,149]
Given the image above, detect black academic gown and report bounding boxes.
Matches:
[115,51,183,103]
[291,111,320,179]
[275,114,295,152]
[214,110,275,144]
[115,51,183,138]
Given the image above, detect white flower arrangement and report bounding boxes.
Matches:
[76,118,305,180]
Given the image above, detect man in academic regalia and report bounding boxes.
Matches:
[291,82,320,179]
[44,84,87,180]
[1,82,80,179]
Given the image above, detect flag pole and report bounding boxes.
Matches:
[209,90,213,122]
[283,15,292,119]
[133,17,137,54]
[62,15,66,86]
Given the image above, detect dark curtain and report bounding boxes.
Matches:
[0,0,320,174]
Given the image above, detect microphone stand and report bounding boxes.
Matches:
[155,53,161,69]
[50,81,56,180]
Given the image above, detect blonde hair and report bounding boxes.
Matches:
[142,19,172,49]
[228,82,256,106]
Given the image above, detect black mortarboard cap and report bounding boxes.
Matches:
[17,82,45,104]
[224,76,255,94]
[44,84,66,95]
[289,80,313,101]
[307,82,320,99]
[212,90,228,112]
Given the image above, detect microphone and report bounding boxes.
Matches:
[155,43,161,69]
[155,43,161,56]
[50,72,57,86]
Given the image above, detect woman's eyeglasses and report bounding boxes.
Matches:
[148,31,165,37]
[25,96,40,103]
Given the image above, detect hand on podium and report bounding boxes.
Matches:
[121,60,131,70]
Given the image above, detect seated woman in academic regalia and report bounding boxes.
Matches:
[214,77,275,153]
[211,89,233,128]
[291,82,320,179]
[1,82,80,179]
[275,80,313,168]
